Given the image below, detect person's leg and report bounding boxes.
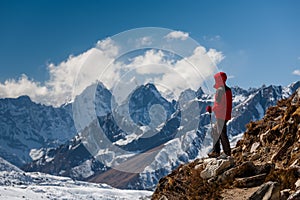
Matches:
[212,139,220,154]
[218,119,231,156]
[208,123,221,157]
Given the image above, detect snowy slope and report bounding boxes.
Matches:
[0,157,152,200]
[0,176,152,200]
[0,96,76,166]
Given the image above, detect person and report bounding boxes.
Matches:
[206,72,232,158]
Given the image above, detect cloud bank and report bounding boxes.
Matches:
[0,33,223,107]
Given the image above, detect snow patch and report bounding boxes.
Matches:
[233,95,246,103]
[70,160,94,179]
[29,149,45,161]
[114,133,139,146]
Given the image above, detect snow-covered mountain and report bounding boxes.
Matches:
[0,157,152,200]
[20,81,300,190]
[1,80,299,191]
[228,81,300,135]
[0,96,76,166]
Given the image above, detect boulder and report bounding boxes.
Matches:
[235,173,267,188]
[295,179,300,190]
[200,157,234,180]
[287,190,300,200]
[281,189,291,200]
[250,142,260,153]
[249,181,280,200]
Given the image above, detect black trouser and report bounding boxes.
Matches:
[212,119,231,156]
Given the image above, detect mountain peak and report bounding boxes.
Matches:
[128,83,174,126]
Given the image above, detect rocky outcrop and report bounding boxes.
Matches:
[152,88,300,199]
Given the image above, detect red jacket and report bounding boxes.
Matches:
[212,72,232,120]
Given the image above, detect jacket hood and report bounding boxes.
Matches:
[214,72,227,89]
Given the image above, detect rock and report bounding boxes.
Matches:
[296,179,300,190]
[200,158,234,180]
[255,163,274,175]
[158,195,168,200]
[260,130,270,146]
[287,190,300,200]
[250,153,260,161]
[249,181,280,200]
[217,166,237,185]
[290,160,300,168]
[235,173,267,188]
[291,88,300,105]
[264,147,271,153]
[243,152,250,158]
[233,161,256,177]
[231,146,241,154]
[250,142,260,153]
[272,136,294,162]
[281,189,291,200]
[194,164,202,170]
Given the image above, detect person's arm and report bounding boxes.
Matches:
[215,87,225,103]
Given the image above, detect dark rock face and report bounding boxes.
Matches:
[129,83,175,126]
[22,135,107,180]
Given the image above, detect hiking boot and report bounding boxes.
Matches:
[208,151,220,158]
[217,153,229,159]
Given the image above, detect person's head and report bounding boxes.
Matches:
[213,72,227,89]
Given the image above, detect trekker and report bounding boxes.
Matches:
[206,72,232,158]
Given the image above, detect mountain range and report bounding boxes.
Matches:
[1,80,299,190]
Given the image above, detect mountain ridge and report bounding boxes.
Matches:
[20,81,300,190]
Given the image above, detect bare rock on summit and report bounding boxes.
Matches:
[152,88,300,200]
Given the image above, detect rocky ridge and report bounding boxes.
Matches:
[152,88,300,199]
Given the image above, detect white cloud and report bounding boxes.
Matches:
[207,48,225,64]
[0,35,223,107]
[165,31,189,41]
[0,38,119,107]
[121,46,223,99]
[96,37,119,57]
[292,69,300,76]
[0,74,48,102]
[130,49,165,66]
[158,46,222,95]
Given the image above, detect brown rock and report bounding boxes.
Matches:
[281,189,291,200]
[287,190,300,200]
[249,181,280,200]
[235,173,267,188]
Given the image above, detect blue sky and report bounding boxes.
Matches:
[0,0,299,92]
